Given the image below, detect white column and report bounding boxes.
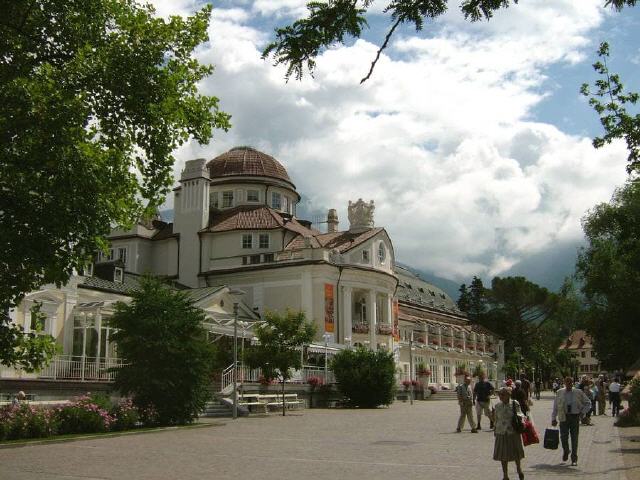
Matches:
[63,295,78,355]
[96,311,103,361]
[386,294,392,327]
[343,286,352,344]
[23,303,32,334]
[368,290,377,350]
[301,270,313,321]
[462,331,467,351]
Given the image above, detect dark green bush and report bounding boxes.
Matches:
[331,347,396,408]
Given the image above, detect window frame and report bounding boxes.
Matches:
[222,190,234,208]
[362,249,370,263]
[117,247,127,265]
[242,234,253,249]
[247,189,260,202]
[378,243,386,263]
[271,192,282,210]
[259,233,270,249]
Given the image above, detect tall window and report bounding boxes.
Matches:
[73,313,98,359]
[259,234,269,249]
[271,192,281,210]
[222,191,234,208]
[211,192,219,208]
[242,234,253,249]
[283,196,289,213]
[442,359,451,384]
[117,247,127,265]
[429,357,439,383]
[362,250,370,263]
[247,190,259,202]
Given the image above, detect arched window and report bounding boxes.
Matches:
[378,243,386,263]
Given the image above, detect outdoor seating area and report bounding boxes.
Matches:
[236,393,306,413]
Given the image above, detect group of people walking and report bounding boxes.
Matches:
[455,373,612,480]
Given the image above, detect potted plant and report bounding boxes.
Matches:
[307,376,323,408]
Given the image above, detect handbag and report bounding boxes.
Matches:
[511,401,526,433]
[521,418,540,446]
[543,428,559,450]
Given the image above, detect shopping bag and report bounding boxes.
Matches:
[521,419,540,446]
[543,428,559,450]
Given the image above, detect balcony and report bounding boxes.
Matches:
[38,355,125,382]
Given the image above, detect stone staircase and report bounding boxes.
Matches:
[200,399,233,418]
[429,390,458,401]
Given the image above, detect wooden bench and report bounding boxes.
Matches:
[237,393,305,412]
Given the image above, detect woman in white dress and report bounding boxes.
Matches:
[493,386,525,480]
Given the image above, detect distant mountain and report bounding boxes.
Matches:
[395,262,462,301]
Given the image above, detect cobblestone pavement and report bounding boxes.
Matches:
[0,393,637,480]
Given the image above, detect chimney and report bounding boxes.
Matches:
[327,209,339,233]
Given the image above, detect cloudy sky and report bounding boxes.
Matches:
[154,0,638,291]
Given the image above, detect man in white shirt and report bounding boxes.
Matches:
[552,377,591,466]
[609,378,622,416]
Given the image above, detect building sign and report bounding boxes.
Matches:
[324,284,335,333]
[393,299,399,340]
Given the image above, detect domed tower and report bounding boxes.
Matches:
[207,146,300,214]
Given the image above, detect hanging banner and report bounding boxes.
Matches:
[324,283,335,333]
[393,299,400,340]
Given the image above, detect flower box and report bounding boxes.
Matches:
[352,323,369,334]
[376,324,393,335]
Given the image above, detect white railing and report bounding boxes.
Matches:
[39,355,125,382]
[220,364,335,392]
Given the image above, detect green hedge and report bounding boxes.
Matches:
[331,348,396,407]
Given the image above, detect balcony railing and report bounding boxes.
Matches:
[221,364,335,392]
[39,355,125,382]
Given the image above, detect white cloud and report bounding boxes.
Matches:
[163,0,630,285]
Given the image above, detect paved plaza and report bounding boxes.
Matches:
[1,394,638,480]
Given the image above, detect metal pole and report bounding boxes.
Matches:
[409,331,414,405]
[233,302,238,420]
[324,338,328,383]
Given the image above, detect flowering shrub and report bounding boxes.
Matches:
[307,376,324,389]
[110,398,140,431]
[0,404,57,440]
[57,394,115,434]
[0,393,147,441]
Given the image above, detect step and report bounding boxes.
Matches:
[200,401,232,418]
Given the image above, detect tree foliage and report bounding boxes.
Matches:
[576,181,640,372]
[331,347,396,407]
[0,302,58,371]
[263,0,636,83]
[581,42,640,175]
[109,276,217,425]
[0,1,231,313]
[458,275,583,381]
[245,310,316,415]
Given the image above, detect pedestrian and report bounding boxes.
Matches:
[473,372,495,430]
[456,375,477,433]
[11,391,26,406]
[493,386,525,480]
[581,381,594,426]
[551,376,592,466]
[534,378,541,400]
[609,377,622,416]
[552,378,560,393]
[512,380,529,417]
[596,375,607,415]
[520,374,532,402]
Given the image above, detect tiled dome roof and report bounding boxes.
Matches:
[207,147,293,185]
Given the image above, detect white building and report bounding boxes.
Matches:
[2,147,503,395]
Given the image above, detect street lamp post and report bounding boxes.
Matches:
[232,301,238,419]
[409,330,414,405]
[227,288,245,420]
[323,332,332,383]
